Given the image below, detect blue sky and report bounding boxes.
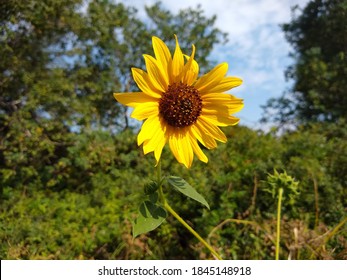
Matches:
[120,0,310,129]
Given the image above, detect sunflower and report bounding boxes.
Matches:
[114,35,243,168]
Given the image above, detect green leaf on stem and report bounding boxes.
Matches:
[167,176,210,209]
[144,181,158,194]
[132,200,167,238]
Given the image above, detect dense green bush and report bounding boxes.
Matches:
[1,125,346,259]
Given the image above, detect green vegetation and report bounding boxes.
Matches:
[1,0,346,259]
[262,0,347,126]
[1,125,346,259]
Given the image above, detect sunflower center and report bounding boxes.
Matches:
[159,82,202,128]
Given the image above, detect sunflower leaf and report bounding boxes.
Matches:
[167,176,210,209]
[132,200,167,238]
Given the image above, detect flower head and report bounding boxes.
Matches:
[114,35,243,168]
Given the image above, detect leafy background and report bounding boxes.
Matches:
[1,0,346,259]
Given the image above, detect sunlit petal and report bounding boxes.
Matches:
[183,55,199,85]
[168,128,193,168]
[188,130,208,163]
[152,36,172,71]
[168,132,181,164]
[202,77,242,93]
[194,63,228,93]
[131,68,162,98]
[172,35,184,82]
[196,116,227,143]
[138,116,160,145]
[202,98,244,114]
[131,102,159,120]
[143,54,168,92]
[143,121,166,156]
[202,92,242,102]
[113,92,157,107]
[190,125,217,149]
[181,45,196,84]
[201,112,240,126]
[180,131,194,168]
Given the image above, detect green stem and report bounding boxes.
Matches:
[164,200,222,260]
[276,188,283,260]
[324,216,347,244]
[156,160,222,260]
[156,160,162,187]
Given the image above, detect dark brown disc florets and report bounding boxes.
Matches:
[159,82,202,128]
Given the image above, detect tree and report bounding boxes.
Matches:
[0,0,227,193]
[262,0,347,126]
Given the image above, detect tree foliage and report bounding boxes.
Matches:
[262,0,347,126]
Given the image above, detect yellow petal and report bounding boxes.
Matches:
[181,44,196,85]
[183,54,199,85]
[168,131,181,164]
[152,36,172,72]
[196,116,227,143]
[113,92,157,107]
[180,131,194,168]
[202,77,242,93]
[168,128,193,168]
[190,125,217,149]
[131,102,159,120]
[194,63,228,93]
[131,68,162,98]
[137,115,163,145]
[154,136,166,163]
[143,124,166,157]
[202,92,240,102]
[143,54,168,92]
[202,105,243,116]
[172,35,184,82]
[201,111,240,126]
[202,96,244,114]
[188,131,208,163]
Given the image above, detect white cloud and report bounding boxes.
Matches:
[120,0,310,126]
